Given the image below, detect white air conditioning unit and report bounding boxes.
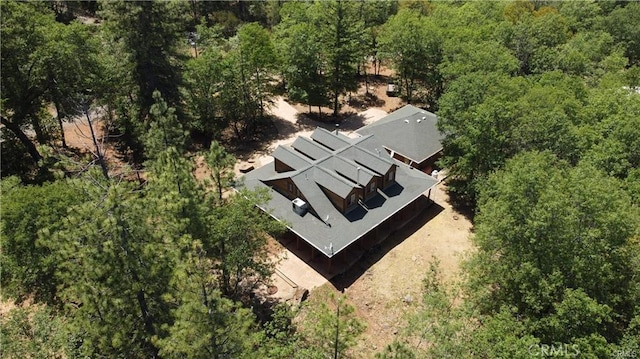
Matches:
[292,198,308,216]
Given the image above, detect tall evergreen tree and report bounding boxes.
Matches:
[53,175,176,358]
[99,0,186,162]
[155,242,257,359]
[378,9,442,106]
[313,0,366,117]
[275,2,328,114]
[301,292,366,359]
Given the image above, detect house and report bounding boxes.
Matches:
[356,105,444,173]
[240,127,439,274]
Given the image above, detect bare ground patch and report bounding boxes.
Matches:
[298,183,474,357]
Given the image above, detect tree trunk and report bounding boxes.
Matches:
[84,107,110,180]
[404,77,413,104]
[256,69,264,118]
[115,212,159,359]
[364,65,369,95]
[232,121,243,142]
[1,116,43,163]
[216,172,223,202]
[54,101,67,148]
[31,116,47,144]
[220,239,230,297]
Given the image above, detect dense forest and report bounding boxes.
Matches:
[1,0,639,358]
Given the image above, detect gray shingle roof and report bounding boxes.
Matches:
[325,156,375,187]
[310,128,351,150]
[340,145,395,175]
[240,127,438,258]
[272,146,312,170]
[311,165,356,198]
[292,136,332,160]
[356,104,444,164]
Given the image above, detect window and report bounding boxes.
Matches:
[348,193,356,206]
[287,182,294,192]
[369,182,376,193]
[387,171,395,182]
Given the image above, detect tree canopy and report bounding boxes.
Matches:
[2,1,640,357]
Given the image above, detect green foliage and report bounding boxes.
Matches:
[312,0,367,116]
[156,245,256,359]
[469,151,640,344]
[580,88,640,180]
[500,7,570,75]
[0,305,70,359]
[437,73,528,205]
[213,22,278,141]
[42,19,102,147]
[182,44,227,139]
[236,22,278,134]
[4,2,640,356]
[206,189,285,299]
[0,1,100,174]
[275,3,328,111]
[375,341,416,359]
[1,177,88,304]
[52,177,176,358]
[378,9,442,106]
[144,91,189,159]
[604,2,640,66]
[99,0,185,111]
[400,258,470,358]
[466,307,540,359]
[302,292,366,358]
[99,0,186,162]
[204,140,236,202]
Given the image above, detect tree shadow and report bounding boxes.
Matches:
[439,179,476,223]
[347,92,386,110]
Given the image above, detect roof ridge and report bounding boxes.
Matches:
[277,145,313,163]
[352,141,395,165]
[312,127,351,147]
[332,154,377,178]
[314,162,360,188]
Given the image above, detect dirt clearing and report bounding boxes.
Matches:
[304,182,475,356]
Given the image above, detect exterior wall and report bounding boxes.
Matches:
[415,151,442,173]
[364,177,380,199]
[389,150,443,173]
[319,185,369,213]
[266,178,298,200]
[382,165,397,188]
[274,158,295,173]
[392,151,410,164]
[275,194,432,276]
[319,185,347,212]
[346,187,364,211]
